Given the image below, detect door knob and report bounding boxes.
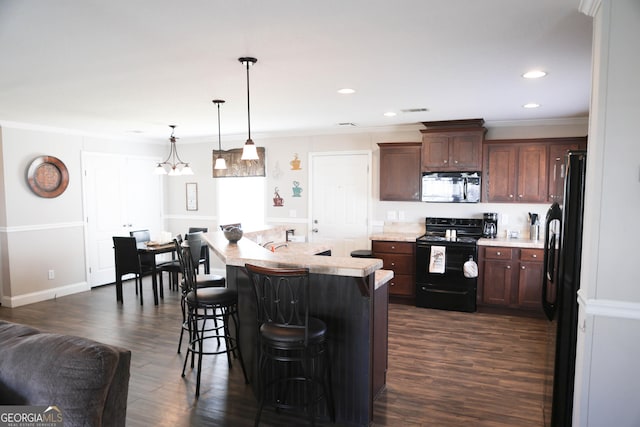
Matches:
[312,228,319,233]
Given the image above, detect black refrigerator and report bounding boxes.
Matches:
[542,150,587,427]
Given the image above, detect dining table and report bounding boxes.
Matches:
[136,241,176,305]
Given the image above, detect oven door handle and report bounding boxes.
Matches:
[421,287,470,296]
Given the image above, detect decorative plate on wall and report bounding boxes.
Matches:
[27,155,69,198]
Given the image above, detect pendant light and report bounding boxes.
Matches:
[154,125,193,176]
[239,57,259,160]
[212,99,227,170]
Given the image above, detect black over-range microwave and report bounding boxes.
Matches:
[421,172,481,203]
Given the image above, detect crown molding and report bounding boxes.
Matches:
[579,0,601,17]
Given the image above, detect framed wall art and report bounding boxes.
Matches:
[26,155,69,198]
[186,182,198,211]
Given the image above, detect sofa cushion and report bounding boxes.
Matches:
[0,320,40,341]
[0,332,121,426]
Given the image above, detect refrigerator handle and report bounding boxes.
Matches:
[547,233,556,282]
[542,214,559,321]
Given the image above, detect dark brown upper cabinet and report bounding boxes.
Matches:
[378,142,422,201]
[547,137,587,204]
[420,119,486,172]
[483,136,587,203]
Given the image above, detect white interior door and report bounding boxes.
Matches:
[83,152,163,287]
[309,151,371,257]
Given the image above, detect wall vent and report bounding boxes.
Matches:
[400,108,429,113]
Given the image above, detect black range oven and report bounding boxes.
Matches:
[415,217,483,313]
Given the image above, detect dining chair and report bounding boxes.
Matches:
[180,241,248,397]
[245,263,335,426]
[157,234,183,292]
[112,236,155,305]
[129,229,155,271]
[187,227,210,274]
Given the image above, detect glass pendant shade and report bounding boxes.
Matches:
[214,156,227,169]
[241,139,259,160]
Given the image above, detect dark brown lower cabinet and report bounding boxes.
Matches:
[372,240,415,303]
[478,246,544,314]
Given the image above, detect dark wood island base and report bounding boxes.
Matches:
[228,266,389,426]
[203,230,390,426]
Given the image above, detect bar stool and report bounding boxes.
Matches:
[176,237,227,354]
[350,249,373,258]
[245,263,335,427]
[180,242,248,397]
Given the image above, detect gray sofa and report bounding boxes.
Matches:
[0,320,131,427]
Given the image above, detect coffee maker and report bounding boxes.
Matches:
[483,212,498,238]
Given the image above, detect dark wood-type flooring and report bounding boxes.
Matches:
[0,277,550,426]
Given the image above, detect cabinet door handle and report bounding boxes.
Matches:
[454,160,458,164]
[506,265,511,270]
[391,245,395,250]
[391,262,395,266]
[509,194,514,198]
[532,254,537,258]
[518,194,523,198]
[496,251,501,256]
[443,159,448,164]
[521,266,526,270]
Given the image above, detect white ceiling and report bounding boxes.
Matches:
[0,0,593,143]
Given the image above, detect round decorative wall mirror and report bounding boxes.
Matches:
[26,155,69,198]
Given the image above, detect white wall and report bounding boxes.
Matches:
[574,0,640,425]
[0,125,163,306]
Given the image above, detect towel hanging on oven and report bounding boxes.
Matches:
[429,246,446,274]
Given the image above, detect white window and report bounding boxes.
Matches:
[217,177,265,229]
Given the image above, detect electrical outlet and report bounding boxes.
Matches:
[48,270,55,280]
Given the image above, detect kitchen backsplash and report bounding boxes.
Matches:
[374,202,550,239]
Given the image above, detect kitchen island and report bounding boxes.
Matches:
[202,231,391,427]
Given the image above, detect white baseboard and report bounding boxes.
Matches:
[1,282,90,308]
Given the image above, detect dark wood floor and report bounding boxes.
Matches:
[0,277,550,426]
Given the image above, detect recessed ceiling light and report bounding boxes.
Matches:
[383,111,397,117]
[523,103,541,109]
[337,88,356,94]
[522,70,547,79]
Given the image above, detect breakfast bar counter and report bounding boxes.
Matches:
[203,231,390,426]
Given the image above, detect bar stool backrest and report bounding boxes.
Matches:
[245,264,311,344]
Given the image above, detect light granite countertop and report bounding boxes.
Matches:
[202,231,384,279]
[369,232,423,242]
[477,237,545,249]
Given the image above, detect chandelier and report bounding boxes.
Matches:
[239,57,259,160]
[154,125,193,176]
[212,99,227,170]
